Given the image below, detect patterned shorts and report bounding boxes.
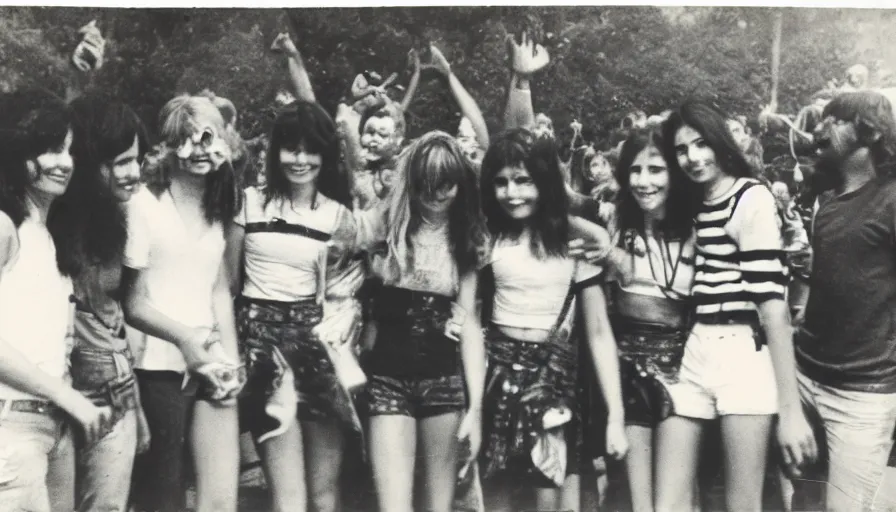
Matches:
[363,374,466,419]
[236,296,358,435]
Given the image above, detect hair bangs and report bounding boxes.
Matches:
[409,137,466,200]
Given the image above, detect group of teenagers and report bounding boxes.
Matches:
[1,23,896,512]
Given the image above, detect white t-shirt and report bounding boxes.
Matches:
[615,230,696,300]
[235,187,344,302]
[0,217,73,399]
[490,232,602,331]
[124,187,224,372]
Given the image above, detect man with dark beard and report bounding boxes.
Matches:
[793,90,896,511]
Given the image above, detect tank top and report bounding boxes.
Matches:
[0,218,73,399]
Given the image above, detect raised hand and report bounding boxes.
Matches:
[72,19,106,72]
[428,44,452,77]
[270,32,300,57]
[508,31,550,76]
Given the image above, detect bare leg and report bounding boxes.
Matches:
[302,419,345,512]
[418,411,464,512]
[625,425,655,512]
[720,415,773,512]
[191,401,240,512]
[256,419,306,512]
[369,415,416,512]
[559,474,581,512]
[654,416,704,512]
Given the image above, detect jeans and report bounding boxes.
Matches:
[797,371,896,511]
[76,409,137,512]
[130,370,195,512]
[0,407,75,512]
[72,346,139,512]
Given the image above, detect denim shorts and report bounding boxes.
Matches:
[363,374,466,419]
[236,296,362,439]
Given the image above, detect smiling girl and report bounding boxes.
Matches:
[607,128,699,511]
[656,101,815,512]
[226,100,359,512]
[477,129,627,512]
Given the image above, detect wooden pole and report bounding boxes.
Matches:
[769,10,783,109]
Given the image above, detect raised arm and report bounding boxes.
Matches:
[400,49,423,112]
[428,45,489,150]
[271,32,316,103]
[503,32,549,130]
[66,19,107,102]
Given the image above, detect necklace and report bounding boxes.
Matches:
[644,228,685,300]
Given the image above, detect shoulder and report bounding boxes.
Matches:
[125,186,160,221]
[736,180,776,210]
[0,211,19,269]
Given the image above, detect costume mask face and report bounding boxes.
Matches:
[175,123,230,176]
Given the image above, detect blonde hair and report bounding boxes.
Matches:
[159,95,227,148]
[381,130,484,281]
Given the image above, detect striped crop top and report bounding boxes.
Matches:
[692,178,788,324]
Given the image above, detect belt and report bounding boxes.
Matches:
[0,399,61,416]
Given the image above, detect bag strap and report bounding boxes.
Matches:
[545,262,580,342]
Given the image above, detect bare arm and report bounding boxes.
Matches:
[336,103,365,175]
[0,215,111,440]
[122,267,201,349]
[457,271,486,413]
[212,263,240,361]
[400,49,422,112]
[504,74,535,130]
[580,285,625,424]
[427,45,490,149]
[580,284,628,459]
[503,32,549,130]
[224,222,245,297]
[272,32,316,103]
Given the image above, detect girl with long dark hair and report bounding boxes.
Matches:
[476,128,628,512]
[0,88,114,512]
[59,92,151,512]
[607,128,700,511]
[225,99,361,512]
[655,101,815,511]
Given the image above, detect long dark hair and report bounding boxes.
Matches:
[151,95,240,225]
[615,128,698,243]
[662,100,755,182]
[480,128,568,258]
[57,93,147,275]
[383,131,487,279]
[263,100,351,209]
[0,88,78,276]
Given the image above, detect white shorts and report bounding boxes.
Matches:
[667,323,778,419]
